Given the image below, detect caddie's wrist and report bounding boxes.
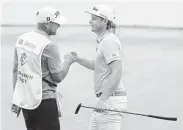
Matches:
[73,57,77,62]
[75,56,81,63]
[65,59,73,65]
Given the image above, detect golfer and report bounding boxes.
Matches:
[12,7,75,130]
[68,5,128,130]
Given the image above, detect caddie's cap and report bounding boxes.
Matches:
[36,7,67,25]
[85,5,115,22]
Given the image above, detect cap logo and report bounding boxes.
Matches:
[36,11,39,15]
[54,11,60,18]
[93,7,98,11]
[46,17,50,21]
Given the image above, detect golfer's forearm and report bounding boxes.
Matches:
[76,57,94,70]
[100,71,122,100]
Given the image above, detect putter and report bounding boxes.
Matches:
[75,103,177,121]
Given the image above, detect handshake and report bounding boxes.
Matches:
[64,51,78,64]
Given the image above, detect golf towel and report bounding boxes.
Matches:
[56,91,63,117]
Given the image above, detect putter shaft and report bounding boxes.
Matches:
[80,105,177,121]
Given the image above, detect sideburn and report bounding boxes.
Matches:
[37,23,51,35]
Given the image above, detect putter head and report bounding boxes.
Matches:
[75,103,82,114]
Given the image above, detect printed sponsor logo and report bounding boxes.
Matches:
[47,17,50,21]
[20,53,27,66]
[54,11,60,18]
[18,39,36,50]
[18,71,34,84]
[111,52,119,58]
[93,7,98,11]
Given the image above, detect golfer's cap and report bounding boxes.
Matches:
[85,5,115,22]
[36,7,67,25]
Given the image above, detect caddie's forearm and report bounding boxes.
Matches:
[13,60,18,91]
[13,71,17,91]
[76,57,95,70]
[99,70,122,101]
[60,60,73,81]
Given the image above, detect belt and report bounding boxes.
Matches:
[42,78,57,87]
[96,91,127,98]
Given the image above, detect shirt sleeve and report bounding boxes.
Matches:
[102,37,122,64]
[44,43,62,74]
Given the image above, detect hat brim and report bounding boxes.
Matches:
[84,10,110,21]
[84,10,100,17]
[53,16,67,25]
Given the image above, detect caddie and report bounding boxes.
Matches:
[12,7,75,130]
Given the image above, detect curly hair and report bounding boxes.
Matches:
[106,21,116,34]
[36,23,47,31]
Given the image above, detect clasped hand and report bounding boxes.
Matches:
[64,52,77,63]
[95,98,108,113]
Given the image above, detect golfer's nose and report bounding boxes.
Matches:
[89,19,92,25]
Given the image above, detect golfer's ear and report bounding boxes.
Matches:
[44,23,49,28]
[103,19,108,24]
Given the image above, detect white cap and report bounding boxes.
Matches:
[36,7,67,25]
[85,5,115,22]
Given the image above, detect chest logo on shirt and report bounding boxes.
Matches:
[20,53,27,66]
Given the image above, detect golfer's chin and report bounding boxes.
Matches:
[91,29,94,32]
[50,32,56,35]
[91,27,96,33]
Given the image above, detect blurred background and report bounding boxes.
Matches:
[1,0,183,130]
[1,1,183,27]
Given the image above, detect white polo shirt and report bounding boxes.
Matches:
[94,31,126,94]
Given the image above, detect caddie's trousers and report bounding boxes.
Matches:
[22,98,60,130]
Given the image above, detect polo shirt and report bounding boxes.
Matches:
[94,31,126,94]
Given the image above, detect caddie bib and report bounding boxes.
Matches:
[12,31,52,109]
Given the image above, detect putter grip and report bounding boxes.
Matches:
[148,115,177,121]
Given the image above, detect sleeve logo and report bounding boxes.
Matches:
[111,52,119,58]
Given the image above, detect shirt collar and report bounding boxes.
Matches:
[96,30,110,43]
[34,29,51,40]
